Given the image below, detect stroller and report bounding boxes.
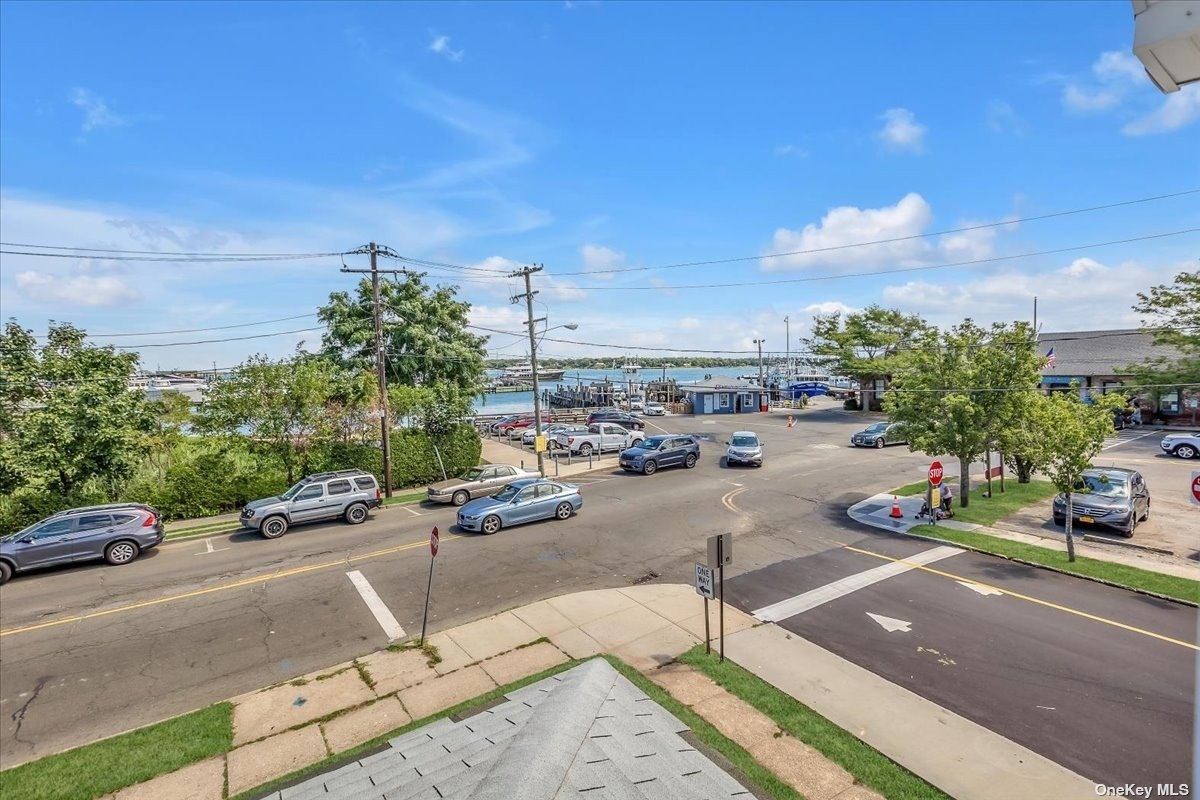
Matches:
[915,496,954,520]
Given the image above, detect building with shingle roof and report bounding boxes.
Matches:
[256,658,755,800]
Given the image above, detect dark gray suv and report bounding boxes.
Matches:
[0,504,165,585]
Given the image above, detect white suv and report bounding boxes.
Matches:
[240,470,382,539]
[1160,431,1200,459]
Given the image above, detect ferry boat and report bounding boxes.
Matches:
[501,363,566,381]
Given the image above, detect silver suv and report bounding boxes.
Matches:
[240,470,382,539]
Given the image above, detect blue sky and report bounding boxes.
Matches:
[1,1,1198,369]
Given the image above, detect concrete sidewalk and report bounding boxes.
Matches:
[103,583,1098,800]
[848,491,1199,581]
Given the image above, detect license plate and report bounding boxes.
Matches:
[1079,515,1094,524]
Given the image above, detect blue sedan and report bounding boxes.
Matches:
[456,478,583,535]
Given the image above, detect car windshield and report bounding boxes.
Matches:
[731,435,758,447]
[864,423,889,433]
[1077,473,1129,497]
[1,522,39,542]
[492,484,522,502]
[639,436,668,449]
[279,481,307,500]
[460,468,485,481]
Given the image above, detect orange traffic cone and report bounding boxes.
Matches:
[889,496,903,519]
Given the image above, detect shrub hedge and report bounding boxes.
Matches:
[0,424,481,533]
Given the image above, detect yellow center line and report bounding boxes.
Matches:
[841,545,1197,651]
[0,535,462,639]
[722,487,748,513]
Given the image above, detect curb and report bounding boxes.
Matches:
[163,500,426,544]
[1081,534,1175,556]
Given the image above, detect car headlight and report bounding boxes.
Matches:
[242,508,255,517]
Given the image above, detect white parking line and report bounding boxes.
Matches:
[751,545,963,622]
[193,538,229,556]
[346,570,406,641]
[1102,429,1159,450]
[399,505,422,516]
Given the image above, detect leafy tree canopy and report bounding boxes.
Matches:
[805,304,932,380]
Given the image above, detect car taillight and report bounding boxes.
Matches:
[142,513,157,527]
[376,488,382,500]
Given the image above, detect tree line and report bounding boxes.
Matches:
[0,273,489,533]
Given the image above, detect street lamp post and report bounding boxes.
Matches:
[753,338,765,390]
[529,321,578,477]
[784,315,790,378]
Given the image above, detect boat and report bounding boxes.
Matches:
[501,363,566,381]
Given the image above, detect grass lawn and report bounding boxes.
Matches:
[0,703,232,800]
[383,489,427,507]
[909,524,1199,604]
[679,648,948,800]
[890,476,1059,523]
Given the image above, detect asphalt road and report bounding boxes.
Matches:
[0,406,1194,793]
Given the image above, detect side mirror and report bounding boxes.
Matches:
[19,536,34,544]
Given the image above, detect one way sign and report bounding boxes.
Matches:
[694,563,715,599]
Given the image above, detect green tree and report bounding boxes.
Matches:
[1018,389,1123,561]
[1126,270,1200,411]
[885,320,1042,507]
[145,391,194,479]
[805,305,931,410]
[0,321,154,497]
[195,354,339,484]
[318,273,488,395]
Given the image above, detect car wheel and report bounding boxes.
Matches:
[874,438,884,449]
[555,502,573,520]
[643,460,658,475]
[104,539,140,566]
[261,516,288,539]
[580,443,594,457]
[0,560,12,585]
[684,453,698,469]
[1175,444,1197,459]
[344,503,369,525]
[1123,519,1136,538]
[452,490,469,507]
[1053,515,1065,526]
[482,515,502,535]
[1141,503,1150,522]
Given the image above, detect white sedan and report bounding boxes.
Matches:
[1160,431,1200,459]
[643,402,666,416]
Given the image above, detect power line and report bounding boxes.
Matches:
[557,229,1200,291]
[0,243,350,261]
[33,313,320,338]
[108,327,324,349]
[542,188,1200,277]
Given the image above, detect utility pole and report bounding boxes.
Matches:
[342,244,408,498]
[783,315,790,377]
[369,243,394,497]
[511,264,546,477]
[753,338,765,388]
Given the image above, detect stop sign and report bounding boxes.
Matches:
[1191,472,1200,507]
[430,526,439,557]
[928,461,944,486]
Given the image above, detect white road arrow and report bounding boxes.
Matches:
[866,612,912,633]
[956,580,1003,597]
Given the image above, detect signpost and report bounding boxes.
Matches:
[928,461,944,486]
[927,461,944,527]
[705,533,733,662]
[420,527,439,645]
[1191,471,1200,507]
[695,563,715,654]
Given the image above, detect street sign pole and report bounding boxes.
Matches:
[694,562,715,653]
[420,527,439,646]
[704,598,711,654]
[717,535,725,663]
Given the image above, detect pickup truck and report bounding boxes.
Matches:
[554,423,644,456]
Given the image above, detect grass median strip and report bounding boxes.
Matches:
[679,647,949,800]
[909,524,1199,604]
[891,477,1059,522]
[0,703,232,800]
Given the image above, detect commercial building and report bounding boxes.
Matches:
[681,378,768,415]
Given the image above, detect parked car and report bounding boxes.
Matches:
[456,478,583,535]
[725,430,764,467]
[619,435,700,475]
[496,413,551,436]
[521,422,569,447]
[555,423,645,455]
[487,415,521,434]
[0,503,164,584]
[1160,431,1200,459]
[643,402,666,416]
[427,464,538,506]
[586,410,645,431]
[241,470,382,539]
[628,394,646,412]
[1052,467,1150,538]
[850,422,906,448]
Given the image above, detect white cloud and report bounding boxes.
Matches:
[68,87,128,133]
[428,34,464,62]
[1122,83,1200,135]
[15,271,140,307]
[578,243,624,281]
[773,144,808,158]
[1061,50,1144,113]
[876,108,926,154]
[985,100,1026,135]
[762,193,1003,273]
[679,317,702,329]
[803,301,857,316]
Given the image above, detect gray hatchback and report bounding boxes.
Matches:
[0,503,165,585]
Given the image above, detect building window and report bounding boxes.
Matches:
[719,393,730,409]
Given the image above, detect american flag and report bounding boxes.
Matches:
[1042,347,1056,369]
